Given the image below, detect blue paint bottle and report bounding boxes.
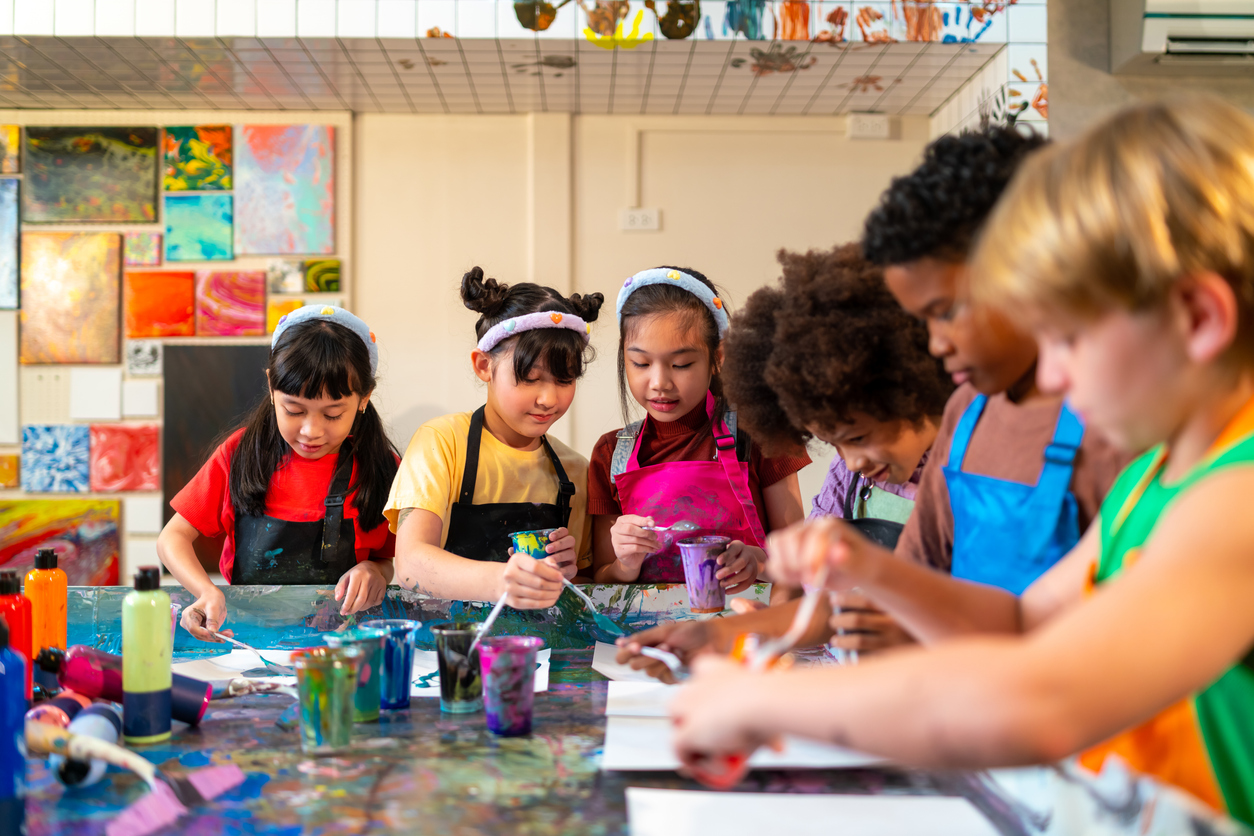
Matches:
[0,616,28,832]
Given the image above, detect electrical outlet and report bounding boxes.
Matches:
[620,208,661,232]
[848,112,891,140]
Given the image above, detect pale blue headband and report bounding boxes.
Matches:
[477,310,591,353]
[271,304,379,375]
[615,268,730,337]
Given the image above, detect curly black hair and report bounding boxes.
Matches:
[724,243,954,455]
[861,125,1048,266]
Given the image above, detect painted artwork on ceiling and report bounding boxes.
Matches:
[0,499,120,584]
[0,125,18,173]
[196,271,265,336]
[0,179,17,310]
[21,425,90,493]
[0,454,17,488]
[19,232,121,364]
[165,193,233,261]
[304,259,340,292]
[164,125,233,191]
[266,298,303,334]
[89,424,159,492]
[22,127,158,223]
[124,230,161,267]
[124,271,195,338]
[235,125,335,255]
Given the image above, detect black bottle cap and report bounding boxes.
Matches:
[34,549,57,570]
[0,571,19,596]
[0,616,8,650]
[134,566,162,591]
[36,646,65,673]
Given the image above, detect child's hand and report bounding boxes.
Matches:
[766,518,888,591]
[542,526,579,581]
[336,560,389,615]
[715,542,762,593]
[182,587,230,642]
[670,655,782,771]
[828,590,916,654]
[609,514,660,574]
[614,620,718,684]
[502,551,566,609]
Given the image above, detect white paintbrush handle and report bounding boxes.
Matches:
[466,591,509,657]
[26,722,158,787]
[562,578,600,611]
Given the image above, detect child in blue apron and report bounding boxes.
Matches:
[385,267,602,609]
[161,305,401,642]
[588,266,810,589]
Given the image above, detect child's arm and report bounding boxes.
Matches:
[157,513,229,642]
[592,514,660,582]
[334,559,393,616]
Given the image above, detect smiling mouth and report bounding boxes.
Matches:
[529,413,555,422]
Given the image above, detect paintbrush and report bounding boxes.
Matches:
[25,721,245,836]
[210,631,296,675]
[560,579,626,638]
[465,591,509,659]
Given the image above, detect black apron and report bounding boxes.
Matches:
[841,473,905,550]
[232,441,358,584]
[442,406,575,563]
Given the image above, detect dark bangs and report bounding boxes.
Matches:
[504,324,589,384]
[271,321,368,400]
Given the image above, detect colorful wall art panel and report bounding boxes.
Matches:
[0,125,18,173]
[124,230,161,266]
[89,424,159,492]
[266,298,303,334]
[0,454,17,488]
[126,339,162,376]
[165,193,233,261]
[303,259,340,292]
[236,125,335,255]
[0,499,120,584]
[21,425,90,492]
[266,259,303,294]
[124,271,195,338]
[23,127,158,222]
[19,232,121,364]
[196,271,265,336]
[0,179,17,309]
[164,125,232,191]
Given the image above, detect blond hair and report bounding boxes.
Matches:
[971,98,1254,355]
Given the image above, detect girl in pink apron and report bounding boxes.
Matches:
[587,267,810,587]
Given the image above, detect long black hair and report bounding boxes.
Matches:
[461,266,604,383]
[617,266,728,428]
[229,319,399,529]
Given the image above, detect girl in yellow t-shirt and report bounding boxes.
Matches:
[385,267,603,609]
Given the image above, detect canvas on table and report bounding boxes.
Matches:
[0,178,18,310]
[22,127,158,223]
[20,232,121,364]
[124,231,162,267]
[124,271,195,337]
[89,424,159,492]
[164,125,232,191]
[235,125,335,255]
[165,193,234,261]
[196,271,265,336]
[0,499,120,584]
[21,425,91,493]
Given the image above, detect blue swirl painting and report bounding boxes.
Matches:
[22,425,91,492]
[165,193,233,262]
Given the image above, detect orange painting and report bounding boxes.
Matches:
[124,271,195,338]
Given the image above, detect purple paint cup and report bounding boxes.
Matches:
[677,535,730,613]
[478,636,544,737]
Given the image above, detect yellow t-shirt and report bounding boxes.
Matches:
[384,411,592,569]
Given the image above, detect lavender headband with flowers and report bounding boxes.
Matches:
[477,310,592,353]
[615,267,730,337]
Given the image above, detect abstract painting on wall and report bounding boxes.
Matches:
[196,271,265,336]
[124,271,195,338]
[89,424,159,492]
[0,179,17,309]
[124,231,161,267]
[20,232,121,364]
[236,125,335,255]
[0,126,18,173]
[266,298,303,334]
[304,259,340,292]
[0,454,17,488]
[0,499,120,584]
[164,125,232,191]
[21,425,90,492]
[23,127,158,223]
[165,194,233,261]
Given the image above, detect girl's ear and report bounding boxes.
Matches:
[1177,271,1239,365]
[714,341,725,372]
[358,391,372,414]
[471,349,494,383]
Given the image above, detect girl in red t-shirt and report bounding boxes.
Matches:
[158,305,400,642]
[588,266,809,588]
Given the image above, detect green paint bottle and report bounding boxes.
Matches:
[122,567,172,744]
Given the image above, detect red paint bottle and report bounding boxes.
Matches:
[0,572,32,699]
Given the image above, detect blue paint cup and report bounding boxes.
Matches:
[323,627,387,723]
[510,529,556,560]
[361,619,421,710]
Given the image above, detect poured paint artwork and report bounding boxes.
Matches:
[89,424,159,492]
[124,271,195,338]
[266,259,304,294]
[21,425,90,492]
[125,339,162,376]
[267,298,303,334]
[0,499,119,584]
[0,178,17,309]
[196,271,265,336]
[165,193,233,261]
[19,232,121,364]
[0,454,17,488]
[235,125,335,255]
[0,125,18,173]
[23,127,158,222]
[123,230,161,267]
[645,0,700,39]
[164,125,232,191]
[514,0,573,31]
[303,259,340,292]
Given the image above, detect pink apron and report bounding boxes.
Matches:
[614,393,768,583]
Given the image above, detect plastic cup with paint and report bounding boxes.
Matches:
[323,627,387,723]
[293,645,362,755]
[677,535,731,614]
[361,619,421,710]
[479,636,544,737]
[509,528,557,560]
[431,622,484,714]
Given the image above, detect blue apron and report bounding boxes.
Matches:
[942,394,1084,594]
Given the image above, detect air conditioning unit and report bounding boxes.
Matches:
[1112,0,1254,73]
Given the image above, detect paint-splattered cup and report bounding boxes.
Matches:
[294,645,362,755]
[431,621,483,714]
[677,536,731,614]
[323,627,387,723]
[479,636,544,737]
[361,619,422,710]
[510,529,557,560]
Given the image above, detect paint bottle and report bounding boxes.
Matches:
[26,548,67,694]
[0,617,27,819]
[37,646,211,726]
[122,567,172,744]
[49,703,123,788]
[0,572,32,699]
[24,690,91,729]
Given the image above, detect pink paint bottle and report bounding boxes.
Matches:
[35,646,211,726]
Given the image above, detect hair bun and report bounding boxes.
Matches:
[460,266,512,319]
[566,291,605,323]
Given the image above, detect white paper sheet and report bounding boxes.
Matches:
[68,367,122,421]
[172,649,299,688]
[626,788,1000,836]
[592,641,664,683]
[606,681,678,718]
[410,648,550,697]
[121,378,159,417]
[0,312,16,444]
[601,716,886,772]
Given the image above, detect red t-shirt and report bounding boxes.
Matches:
[587,405,811,532]
[171,429,396,582]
